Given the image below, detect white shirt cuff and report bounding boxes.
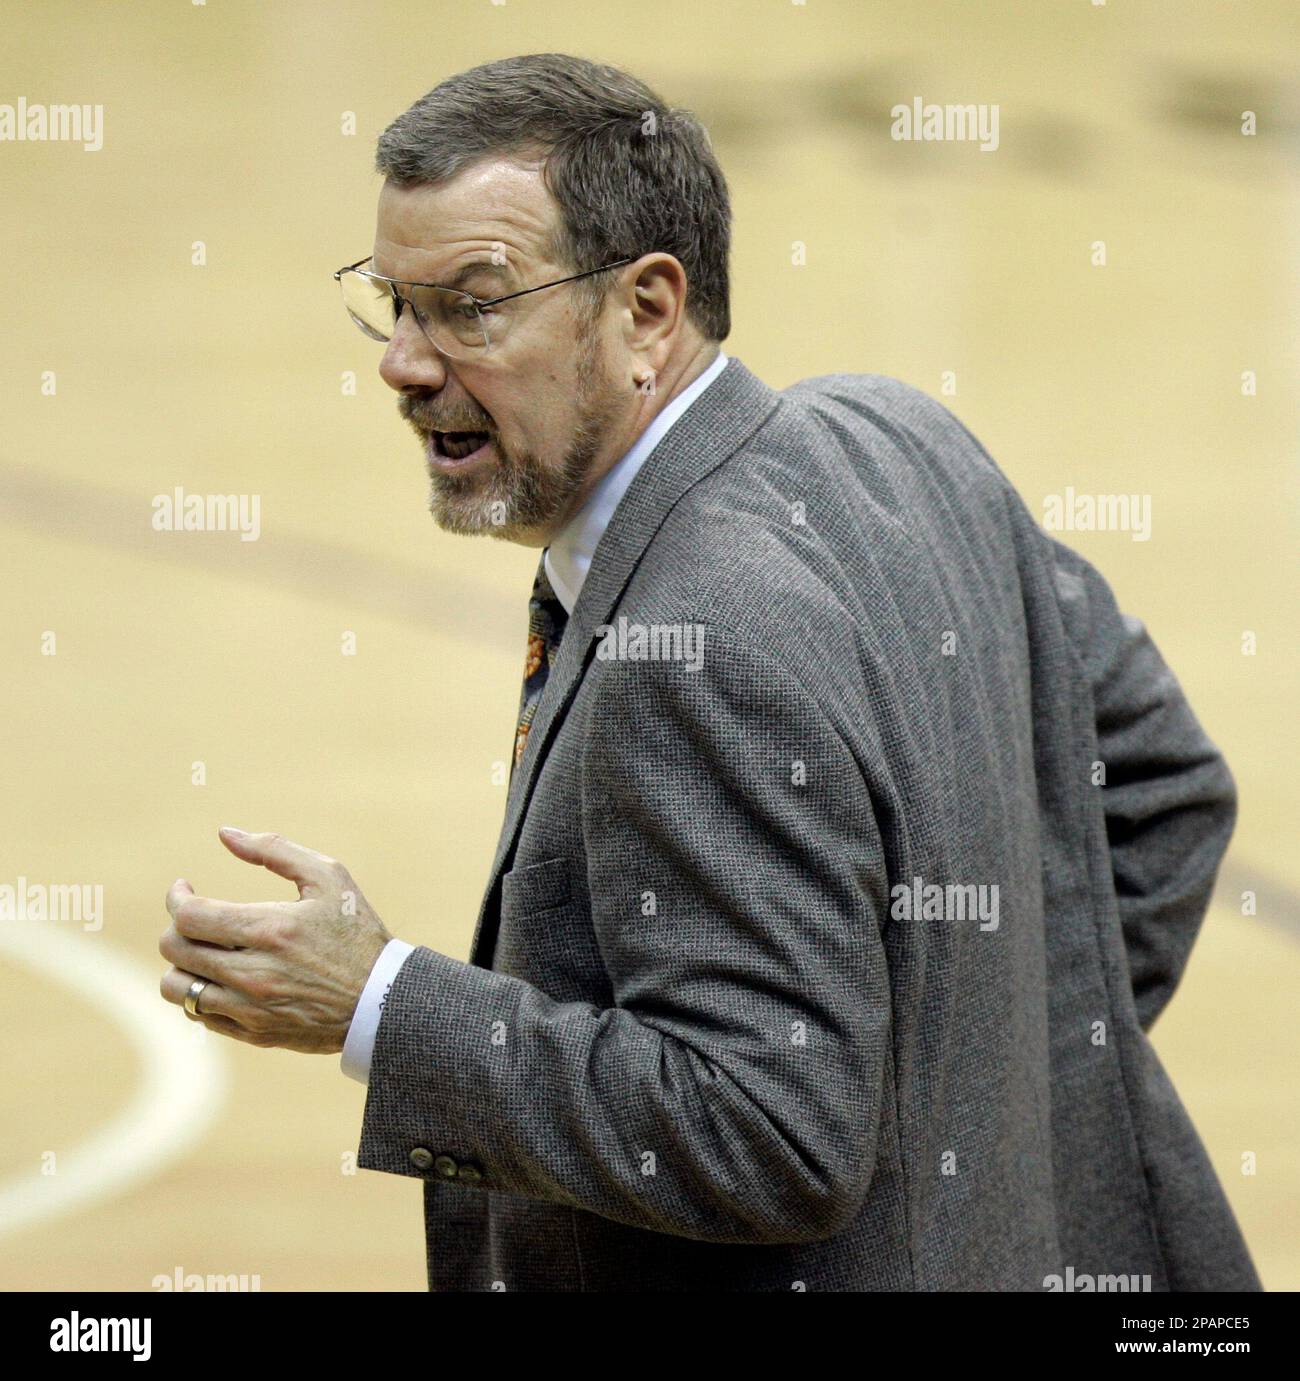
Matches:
[341,938,416,1084]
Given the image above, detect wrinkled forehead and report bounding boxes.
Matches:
[372,158,560,287]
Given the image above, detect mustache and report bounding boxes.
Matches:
[399,396,493,434]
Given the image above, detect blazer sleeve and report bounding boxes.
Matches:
[1050,538,1239,1032]
[355,619,890,1245]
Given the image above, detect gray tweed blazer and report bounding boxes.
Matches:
[357,356,1261,1292]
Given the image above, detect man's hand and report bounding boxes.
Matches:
[159,827,393,1054]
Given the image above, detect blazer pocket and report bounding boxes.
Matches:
[495,855,610,1006]
[501,855,572,918]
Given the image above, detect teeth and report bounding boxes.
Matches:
[438,431,489,460]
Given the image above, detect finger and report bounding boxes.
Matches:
[159,967,263,1029]
[158,926,251,986]
[168,889,270,947]
[217,827,334,896]
[191,1008,273,1048]
[164,877,194,923]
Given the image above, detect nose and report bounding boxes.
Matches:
[378,306,449,394]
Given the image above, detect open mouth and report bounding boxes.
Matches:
[432,429,492,461]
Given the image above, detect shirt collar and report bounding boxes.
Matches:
[542,351,729,615]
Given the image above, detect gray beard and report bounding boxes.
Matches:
[424,331,623,541]
[427,404,607,541]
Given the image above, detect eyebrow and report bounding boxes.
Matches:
[443,261,511,294]
[368,257,512,296]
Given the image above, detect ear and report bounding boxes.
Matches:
[624,253,688,359]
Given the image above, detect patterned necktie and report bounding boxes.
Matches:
[512,551,569,779]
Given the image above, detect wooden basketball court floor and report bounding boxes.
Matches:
[1,1,1295,1290]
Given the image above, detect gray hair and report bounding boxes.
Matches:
[374,53,730,342]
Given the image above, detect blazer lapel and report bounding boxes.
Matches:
[468,356,781,967]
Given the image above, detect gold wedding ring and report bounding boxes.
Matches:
[183,977,211,1018]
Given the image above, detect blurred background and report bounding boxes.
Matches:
[0,0,1295,1290]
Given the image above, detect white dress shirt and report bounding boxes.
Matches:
[341,351,730,1083]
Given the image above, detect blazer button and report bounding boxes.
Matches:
[408,1147,434,1171]
[456,1163,484,1185]
[433,1155,460,1180]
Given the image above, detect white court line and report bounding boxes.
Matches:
[0,919,228,1239]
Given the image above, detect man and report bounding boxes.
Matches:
[160,54,1262,1292]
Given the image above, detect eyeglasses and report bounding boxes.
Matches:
[332,255,635,360]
